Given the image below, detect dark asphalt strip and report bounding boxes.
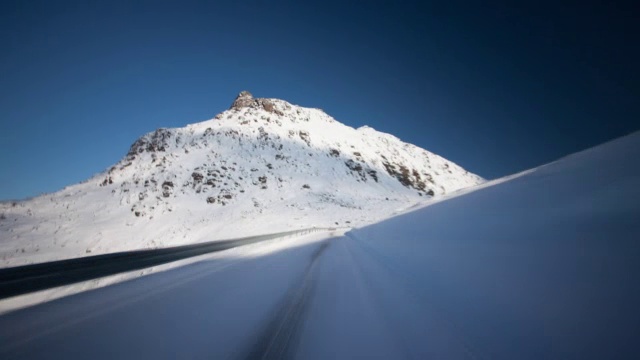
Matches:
[0,228,325,300]
[243,240,331,360]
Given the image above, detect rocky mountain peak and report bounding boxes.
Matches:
[229,91,284,115]
[230,91,254,109]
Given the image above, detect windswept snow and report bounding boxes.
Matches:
[0,91,481,267]
[345,131,640,359]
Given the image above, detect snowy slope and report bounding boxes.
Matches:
[0,91,482,266]
[343,131,640,358]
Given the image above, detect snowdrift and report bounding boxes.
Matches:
[349,131,640,359]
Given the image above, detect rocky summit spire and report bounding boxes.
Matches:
[230,91,254,110]
[228,91,283,115]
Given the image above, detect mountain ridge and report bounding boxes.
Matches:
[0,92,483,266]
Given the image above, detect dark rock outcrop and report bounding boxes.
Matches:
[126,128,173,159]
[229,91,283,115]
[230,91,255,110]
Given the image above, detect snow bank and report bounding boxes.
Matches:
[349,131,640,359]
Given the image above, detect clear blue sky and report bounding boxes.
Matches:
[1,1,638,200]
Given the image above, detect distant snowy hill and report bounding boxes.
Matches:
[0,91,482,266]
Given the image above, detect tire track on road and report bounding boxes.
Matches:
[243,240,331,360]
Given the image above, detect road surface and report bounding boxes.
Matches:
[1,232,466,359]
[0,228,325,300]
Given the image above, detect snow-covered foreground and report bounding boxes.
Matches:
[348,131,640,359]
[0,231,338,359]
[1,131,638,359]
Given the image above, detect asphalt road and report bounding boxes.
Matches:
[0,228,325,300]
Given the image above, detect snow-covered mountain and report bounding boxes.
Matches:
[0,91,482,266]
